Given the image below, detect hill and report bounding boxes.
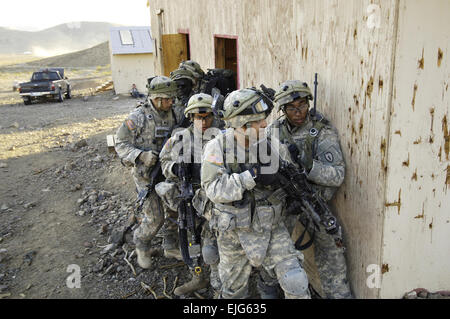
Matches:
[0,21,119,55]
[25,41,111,68]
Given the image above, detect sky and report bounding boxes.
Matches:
[0,0,151,31]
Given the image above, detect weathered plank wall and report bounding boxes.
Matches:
[291,0,398,299]
[149,0,449,298]
[381,0,450,298]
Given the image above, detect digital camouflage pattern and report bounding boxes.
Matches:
[266,115,345,201]
[169,67,200,125]
[179,60,205,81]
[157,117,222,293]
[147,76,177,99]
[273,80,313,108]
[201,129,310,299]
[298,211,352,299]
[115,99,177,250]
[170,68,196,85]
[266,111,352,299]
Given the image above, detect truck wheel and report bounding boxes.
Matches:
[65,86,72,99]
[24,97,31,105]
[57,89,64,103]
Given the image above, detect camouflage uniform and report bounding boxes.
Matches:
[170,67,198,125]
[157,93,222,295]
[179,60,205,92]
[201,89,310,299]
[265,80,353,299]
[114,76,179,268]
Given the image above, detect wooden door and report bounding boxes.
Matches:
[214,36,238,88]
[161,34,188,77]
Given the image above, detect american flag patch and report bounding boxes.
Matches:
[206,154,223,165]
[126,119,136,131]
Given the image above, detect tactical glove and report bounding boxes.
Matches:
[139,151,158,167]
[171,163,180,177]
[287,144,313,173]
[253,164,279,186]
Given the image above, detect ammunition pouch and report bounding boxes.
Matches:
[154,126,171,138]
[192,188,209,218]
[212,200,252,232]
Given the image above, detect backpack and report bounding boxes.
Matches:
[200,68,236,95]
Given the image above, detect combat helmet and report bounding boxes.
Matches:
[146,76,177,98]
[184,93,213,117]
[273,80,313,110]
[170,68,196,85]
[214,88,273,128]
[179,60,205,80]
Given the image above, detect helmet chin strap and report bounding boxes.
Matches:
[157,99,162,109]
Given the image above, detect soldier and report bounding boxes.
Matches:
[171,62,226,130]
[114,76,181,269]
[179,60,205,92]
[157,93,222,296]
[265,80,353,299]
[170,67,198,126]
[201,88,311,299]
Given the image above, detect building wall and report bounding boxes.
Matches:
[381,0,450,298]
[110,52,154,94]
[149,0,449,298]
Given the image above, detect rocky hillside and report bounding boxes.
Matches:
[0,22,118,55]
[25,42,111,68]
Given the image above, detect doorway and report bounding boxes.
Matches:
[178,29,191,60]
[214,35,239,88]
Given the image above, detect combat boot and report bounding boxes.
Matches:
[162,234,182,261]
[136,247,153,269]
[163,248,183,261]
[174,271,209,296]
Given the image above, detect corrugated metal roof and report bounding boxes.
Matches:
[110,26,154,55]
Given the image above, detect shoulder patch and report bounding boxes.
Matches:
[126,119,137,131]
[206,154,223,166]
[324,151,334,163]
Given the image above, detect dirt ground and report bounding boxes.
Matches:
[0,87,221,299]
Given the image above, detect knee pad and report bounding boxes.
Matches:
[202,244,219,265]
[278,267,309,297]
[275,259,308,297]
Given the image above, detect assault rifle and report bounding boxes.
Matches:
[260,84,276,101]
[176,160,203,274]
[265,138,342,250]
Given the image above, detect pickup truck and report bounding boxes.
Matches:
[19,68,71,105]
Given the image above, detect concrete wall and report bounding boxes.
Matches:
[110,52,154,94]
[149,0,450,298]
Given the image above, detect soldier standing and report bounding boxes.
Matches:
[265,80,353,299]
[201,88,310,299]
[114,76,180,269]
[170,67,198,126]
[157,93,222,296]
[179,60,206,93]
